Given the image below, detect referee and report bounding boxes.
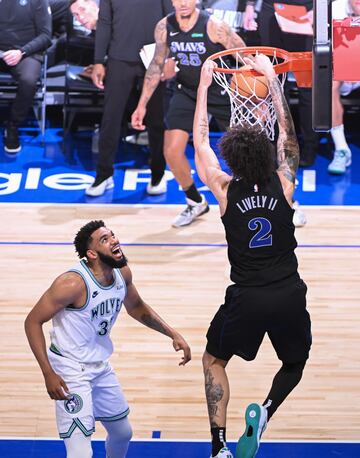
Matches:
[0,0,52,154]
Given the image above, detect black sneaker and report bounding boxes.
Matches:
[4,124,21,154]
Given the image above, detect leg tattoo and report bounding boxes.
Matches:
[205,368,224,428]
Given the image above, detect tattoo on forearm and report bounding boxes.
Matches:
[268,78,299,182]
[205,369,224,427]
[142,20,168,104]
[140,313,170,336]
[199,115,209,144]
[217,22,245,49]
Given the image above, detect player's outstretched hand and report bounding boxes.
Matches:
[172,332,191,366]
[243,54,276,80]
[199,60,217,89]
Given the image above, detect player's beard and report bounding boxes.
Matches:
[98,251,128,269]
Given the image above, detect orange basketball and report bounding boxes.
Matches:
[230,65,269,100]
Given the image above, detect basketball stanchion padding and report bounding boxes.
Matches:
[333,17,360,81]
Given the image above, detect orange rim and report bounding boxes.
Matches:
[207,46,312,87]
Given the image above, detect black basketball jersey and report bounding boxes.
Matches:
[166,10,224,91]
[221,173,298,287]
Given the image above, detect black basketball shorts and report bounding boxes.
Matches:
[206,277,312,363]
[166,85,231,133]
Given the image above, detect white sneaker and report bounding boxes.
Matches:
[125,131,149,146]
[328,149,351,175]
[146,174,167,195]
[85,176,114,197]
[211,446,233,458]
[293,201,307,228]
[172,194,209,227]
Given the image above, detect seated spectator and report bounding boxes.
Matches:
[0,0,52,154]
[67,0,99,72]
[329,0,360,174]
[69,0,99,32]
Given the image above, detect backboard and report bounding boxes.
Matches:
[312,0,332,132]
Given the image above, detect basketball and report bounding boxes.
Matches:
[230,65,269,99]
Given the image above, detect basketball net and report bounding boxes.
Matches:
[211,51,286,141]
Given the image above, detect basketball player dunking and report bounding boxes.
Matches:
[25,220,191,458]
[193,57,312,458]
[132,0,246,228]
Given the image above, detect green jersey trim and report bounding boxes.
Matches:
[95,407,130,422]
[59,418,95,439]
[81,259,116,290]
[65,268,90,311]
[49,343,63,357]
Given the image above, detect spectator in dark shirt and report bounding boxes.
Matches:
[85,0,173,198]
[0,0,52,154]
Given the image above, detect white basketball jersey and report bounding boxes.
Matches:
[50,260,127,363]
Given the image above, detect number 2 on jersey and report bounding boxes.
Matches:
[248,217,273,248]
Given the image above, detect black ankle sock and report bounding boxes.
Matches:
[211,427,226,457]
[184,183,202,203]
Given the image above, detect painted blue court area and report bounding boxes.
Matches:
[1,128,360,205]
[1,439,359,458]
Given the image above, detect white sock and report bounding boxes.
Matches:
[330,124,350,152]
[64,431,93,457]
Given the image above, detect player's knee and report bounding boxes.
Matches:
[64,431,93,458]
[282,360,307,375]
[164,146,174,163]
[105,416,133,443]
[202,351,227,372]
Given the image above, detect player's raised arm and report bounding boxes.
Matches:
[243,54,299,193]
[131,18,169,130]
[194,61,231,208]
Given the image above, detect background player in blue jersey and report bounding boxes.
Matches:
[25,220,191,458]
[132,0,246,228]
[193,58,311,458]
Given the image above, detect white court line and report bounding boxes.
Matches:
[1,202,360,209]
[302,170,316,192]
[0,436,359,444]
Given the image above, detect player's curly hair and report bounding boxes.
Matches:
[219,125,275,186]
[73,220,105,259]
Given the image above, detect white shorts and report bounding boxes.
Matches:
[48,350,129,439]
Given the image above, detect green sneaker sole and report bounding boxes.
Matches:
[236,403,265,458]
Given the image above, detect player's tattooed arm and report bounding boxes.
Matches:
[141,18,169,105]
[139,312,172,337]
[211,18,246,49]
[268,76,299,183]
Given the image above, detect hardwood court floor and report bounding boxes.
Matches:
[0,203,359,442]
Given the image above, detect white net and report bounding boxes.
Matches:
[211,51,286,141]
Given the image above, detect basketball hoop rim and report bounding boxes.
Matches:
[207,46,312,77]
